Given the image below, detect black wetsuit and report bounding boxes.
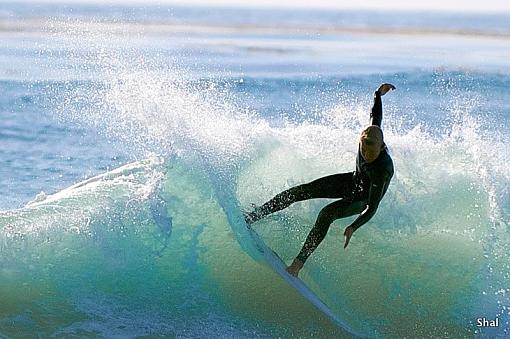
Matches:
[247,90,394,263]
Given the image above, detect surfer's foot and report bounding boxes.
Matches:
[244,204,262,225]
[377,83,396,96]
[243,211,258,225]
[286,258,304,277]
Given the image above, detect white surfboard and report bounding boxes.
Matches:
[244,222,369,338]
[204,176,369,337]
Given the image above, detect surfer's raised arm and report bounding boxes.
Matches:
[244,83,395,278]
[370,83,395,127]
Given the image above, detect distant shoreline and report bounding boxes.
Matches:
[2,17,510,40]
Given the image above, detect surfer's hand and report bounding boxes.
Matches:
[377,83,396,96]
[343,226,355,249]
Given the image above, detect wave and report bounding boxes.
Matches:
[0,155,346,338]
[2,65,510,337]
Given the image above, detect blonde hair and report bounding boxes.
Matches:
[360,125,384,147]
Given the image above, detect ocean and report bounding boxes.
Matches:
[0,2,509,338]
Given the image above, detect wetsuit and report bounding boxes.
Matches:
[247,90,394,263]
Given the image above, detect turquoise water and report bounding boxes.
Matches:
[1,3,510,338]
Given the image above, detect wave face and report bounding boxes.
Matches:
[0,157,346,338]
[1,63,509,338]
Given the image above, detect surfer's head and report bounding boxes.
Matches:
[360,125,384,163]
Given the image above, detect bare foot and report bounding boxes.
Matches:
[377,83,396,96]
[286,258,304,277]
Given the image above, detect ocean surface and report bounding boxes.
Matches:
[1,2,510,338]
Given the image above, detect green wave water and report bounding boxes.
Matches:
[1,97,508,337]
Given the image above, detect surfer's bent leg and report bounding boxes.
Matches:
[246,172,356,224]
[296,199,366,263]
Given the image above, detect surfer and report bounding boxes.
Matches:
[244,83,395,277]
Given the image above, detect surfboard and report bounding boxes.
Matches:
[244,221,369,338]
[203,176,369,337]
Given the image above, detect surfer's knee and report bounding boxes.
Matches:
[316,204,337,227]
